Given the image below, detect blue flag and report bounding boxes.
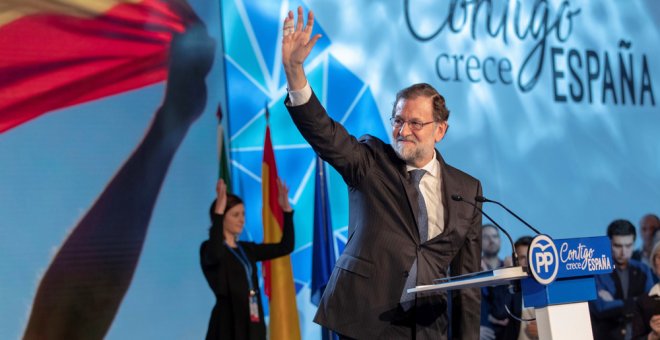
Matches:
[311,155,336,306]
[311,156,338,340]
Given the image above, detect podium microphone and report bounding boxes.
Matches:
[475,196,542,235]
[451,194,518,267]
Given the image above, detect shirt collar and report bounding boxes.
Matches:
[406,150,439,178]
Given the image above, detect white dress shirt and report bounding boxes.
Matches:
[287,82,312,106]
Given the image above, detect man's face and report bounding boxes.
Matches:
[610,235,635,267]
[516,244,530,269]
[641,215,660,245]
[481,226,501,257]
[392,96,447,168]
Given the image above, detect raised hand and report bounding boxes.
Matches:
[281,6,321,91]
[215,179,227,214]
[277,178,292,212]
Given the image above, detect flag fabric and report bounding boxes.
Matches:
[216,104,232,191]
[311,155,339,340]
[261,113,301,340]
[0,0,197,133]
[311,155,336,305]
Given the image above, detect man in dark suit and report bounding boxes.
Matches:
[281,7,482,339]
[590,219,655,340]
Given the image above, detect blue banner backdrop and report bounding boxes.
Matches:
[220,0,658,338]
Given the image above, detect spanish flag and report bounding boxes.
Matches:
[0,0,195,133]
[262,112,301,340]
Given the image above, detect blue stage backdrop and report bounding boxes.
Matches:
[220,0,658,337]
[0,0,658,339]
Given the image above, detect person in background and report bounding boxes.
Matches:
[482,225,504,271]
[633,214,660,266]
[650,240,660,281]
[503,236,538,340]
[647,316,660,340]
[636,241,660,340]
[590,219,655,340]
[200,179,295,340]
[480,225,506,340]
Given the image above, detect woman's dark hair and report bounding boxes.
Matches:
[208,194,244,221]
[208,194,244,238]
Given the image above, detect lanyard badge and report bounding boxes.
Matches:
[249,290,260,323]
[226,243,261,323]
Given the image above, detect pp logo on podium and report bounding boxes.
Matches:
[528,235,559,285]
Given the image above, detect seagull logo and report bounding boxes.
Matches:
[529,235,559,285]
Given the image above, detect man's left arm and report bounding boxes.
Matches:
[451,181,483,340]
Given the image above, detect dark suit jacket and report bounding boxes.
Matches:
[286,92,482,339]
[590,259,655,340]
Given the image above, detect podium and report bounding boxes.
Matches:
[409,235,613,340]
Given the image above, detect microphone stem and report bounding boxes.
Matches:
[488,199,542,235]
[459,199,519,267]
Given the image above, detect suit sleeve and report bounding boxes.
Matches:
[590,265,655,320]
[451,180,483,340]
[285,91,373,187]
[590,276,630,320]
[249,211,295,261]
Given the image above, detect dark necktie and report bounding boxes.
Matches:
[400,169,428,310]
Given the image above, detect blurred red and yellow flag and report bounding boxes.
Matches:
[0,0,196,133]
[262,118,301,340]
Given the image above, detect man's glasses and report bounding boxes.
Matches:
[390,117,435,131]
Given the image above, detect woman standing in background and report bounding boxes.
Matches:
[200,179,295,340]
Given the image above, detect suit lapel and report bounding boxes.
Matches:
[629,266,644,297]
[432,151,461,240]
